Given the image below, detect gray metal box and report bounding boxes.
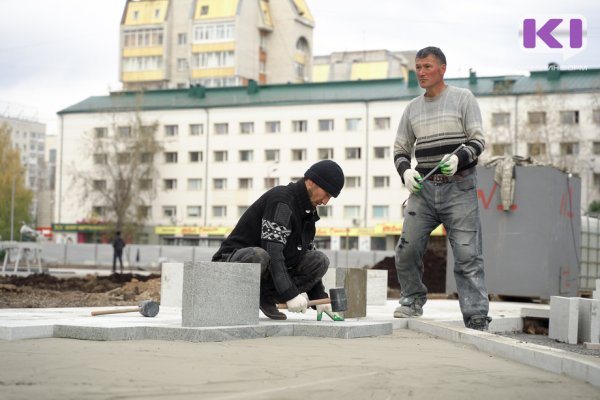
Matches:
[446,165,580,300]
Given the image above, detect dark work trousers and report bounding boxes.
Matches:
[226,247,328,302]
[113,250,124,274]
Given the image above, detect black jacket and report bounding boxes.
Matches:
[212,180,319,301]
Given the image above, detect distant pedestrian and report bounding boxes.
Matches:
[112,231,126,274]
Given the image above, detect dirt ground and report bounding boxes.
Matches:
[0,273,161,309]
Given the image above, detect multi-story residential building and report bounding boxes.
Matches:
[0,114,47,226]
[313,50,416,82]
[56,65,600,248]
[120,0,314,90]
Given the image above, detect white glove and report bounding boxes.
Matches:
[286,294,308,313]
[403,169,422,193]
[440,154,459,176]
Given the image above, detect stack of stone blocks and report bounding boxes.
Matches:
[161,262,388,324]
[548,279,600,345]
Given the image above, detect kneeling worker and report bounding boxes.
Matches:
[212,160,345,321]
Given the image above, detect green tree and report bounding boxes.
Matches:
[589,200,600,216]
[0,123,33,241]
[70,112,162,241]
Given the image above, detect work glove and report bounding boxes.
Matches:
[316,303,344,321]
[439,154,459,176]
[286,294,308,313]
[403,169,422,194]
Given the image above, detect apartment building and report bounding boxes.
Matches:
[120,0,314,90]
[56,66,600,248]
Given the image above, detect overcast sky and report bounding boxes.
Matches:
[0,0,598,136]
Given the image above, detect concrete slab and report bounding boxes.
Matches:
[578,298,600,344]
[549,296,579,344]
[160,262,183,307]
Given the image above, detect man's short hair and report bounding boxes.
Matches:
[416,46,446,65]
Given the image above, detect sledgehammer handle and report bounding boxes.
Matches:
[276,298,330,309]
[91,307,139,316]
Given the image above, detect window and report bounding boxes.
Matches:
[343,205,361,218]
[373,176,390,188]
[264,177,279,189]
[190,124,204,135]
[346,118,361,131]
[560,110,579,125]
[92,206,106,217]
[492,113,510,127]
[178,33,187,45]
[117,126,131,138]
[491,143,512,156]
[373,147,390,159]
[560,142,579,155]
[164,179,177,190]
[318,119,334,132]
[595,173,600,188]
[528,111,546,125]
[238,178,253,189]
[374,117,390,130]
[193,22,235,43]
[345,147,362,160]
[165,125,178,136]
[177,58,188,71]
[214,150,228,162]
[165,152,178,163]
[317,205,332,217]
[189,151,202,162]
[192,51,234,69]
[292,120,308,132]
[122,56,163,72]
[93,153,107,165]
[163,206,176,218]
[240,122,254,134]
[117,152,131,164]
[140,153,153,164]
[94,127,107,138]
[291,149,306,161]
[139,179,152,190]
[200,5,209,15]
[154,8,160,18]
[212,206,227,217]
[238,206,249,217]
[318,148,334,160]
[593,142,600,155]
[373,205,389,219]
[187,206,202,218]
[239,150,254,162]
[137,206,151,218]
[528,143,546,156]
[93,180,106,191]
[265,149,280,161]
[213,178,227,190]
[187,178,202,191]
[594,110,600,124]
[345,176,361,188]
[265,121,280,133]
[214,123,228,134]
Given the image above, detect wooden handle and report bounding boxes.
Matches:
[276,298,331,309]
[91,307,139,316]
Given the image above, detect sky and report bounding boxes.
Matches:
[0,0,598,136]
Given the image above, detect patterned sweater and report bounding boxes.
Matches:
[212,180,325,302]
[394,85,485,181]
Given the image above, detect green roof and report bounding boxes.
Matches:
[58,67,600,115]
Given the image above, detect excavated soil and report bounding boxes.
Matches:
[0,273,161,308]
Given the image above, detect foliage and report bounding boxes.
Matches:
[588,200,600,215]
[69,109,163,241]
[0,124,34,241]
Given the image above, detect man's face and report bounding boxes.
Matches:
[306,180,332,207]
[415,54,446,90]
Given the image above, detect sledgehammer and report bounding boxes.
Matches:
[276,288,347,321]
[90,300,159,317]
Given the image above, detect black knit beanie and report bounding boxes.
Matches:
[304,160,345,198]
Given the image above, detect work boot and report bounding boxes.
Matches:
[259,297,287,320]
[466,315,492,331]
[393,302,424,318]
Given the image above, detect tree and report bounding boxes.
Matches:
[0,123,33,241]
[70,111,163,241]
[589,200,600,216]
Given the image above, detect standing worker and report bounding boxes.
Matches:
[112,231,126,274]
[393,46,492,330]
[212,160,345,321]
